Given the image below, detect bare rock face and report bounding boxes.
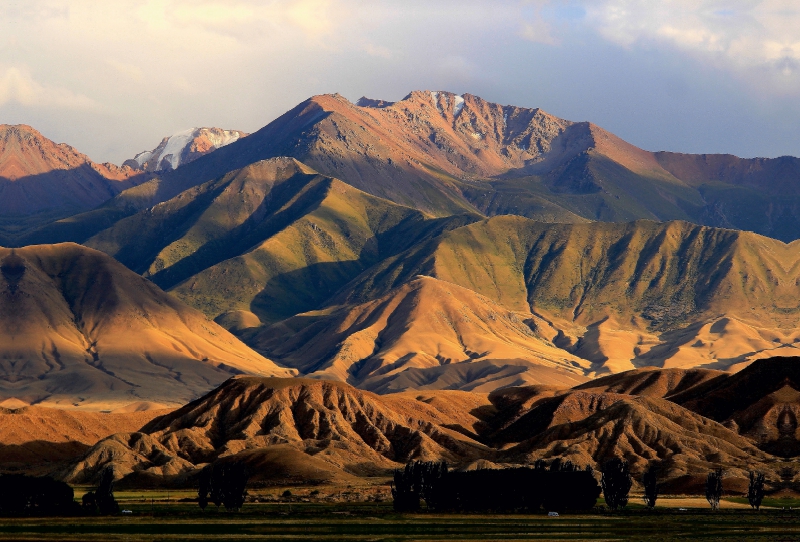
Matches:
[125,128,246,172]
[0,125,145,218]
[63,376,489,484]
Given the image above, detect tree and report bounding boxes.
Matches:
[198,462,249,512]
[219,462,249,511]
[600,458,632,511]
[198,467,212,511]
[747,471,765,511]
[95,467,119,515]
[81,491,97,513]
[391,461,448,512]
[391,463,421,512]
[642,464,659,509]
[706,468,723,511]
[0,475,78,516]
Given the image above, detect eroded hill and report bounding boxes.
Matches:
[0,244,293,409]
[62,377,490,485]
[65,358,800,494]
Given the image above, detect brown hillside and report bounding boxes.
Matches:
[0,405,170,470]
[0,243,293,409]
[670,358,800,456]
[573,367,726,398]
[500,394,773,493]
[63,377,489,484]
[253,275,589,389]
[62,363,793,493]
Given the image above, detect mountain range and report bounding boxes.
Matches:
[5,91,800,398]
[0,125,148,243]
[4,90,800,490]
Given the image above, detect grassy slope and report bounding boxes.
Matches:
[327,216,799,373]
[86,158,480,324]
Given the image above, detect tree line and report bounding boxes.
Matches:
[0,466,119,516]
[393,459,768,513]
[391,460,600,513]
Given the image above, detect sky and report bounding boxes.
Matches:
[1,0,799,164]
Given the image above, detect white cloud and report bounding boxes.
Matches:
[106,60,144,82]
[0,67,98,109]
[587,1,800,79]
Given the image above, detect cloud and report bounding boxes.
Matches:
[519,0,561,46]
[586,0,800,81]
[0,67,98,109]
[362,43,393,59]
[134,0,339,45]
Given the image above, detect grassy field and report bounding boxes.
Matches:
[3,493,800,541]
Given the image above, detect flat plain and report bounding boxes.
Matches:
[2,492,800,541]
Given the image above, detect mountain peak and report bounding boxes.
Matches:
[0,124,146,227]
[0,124,92,180]
[125,127,247,172]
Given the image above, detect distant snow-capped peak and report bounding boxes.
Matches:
[126,127,246,172]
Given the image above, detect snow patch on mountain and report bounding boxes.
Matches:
[205,129,241,150]
[133,150,153,167]
[125,127,246,172]
[158,128,196,171]
[453,95,465,117]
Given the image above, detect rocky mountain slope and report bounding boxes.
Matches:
[124,127,246,172]
[0,125,147,243]
[33,90,800,246]
[63,376,490,485]
[0,243,293,409]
